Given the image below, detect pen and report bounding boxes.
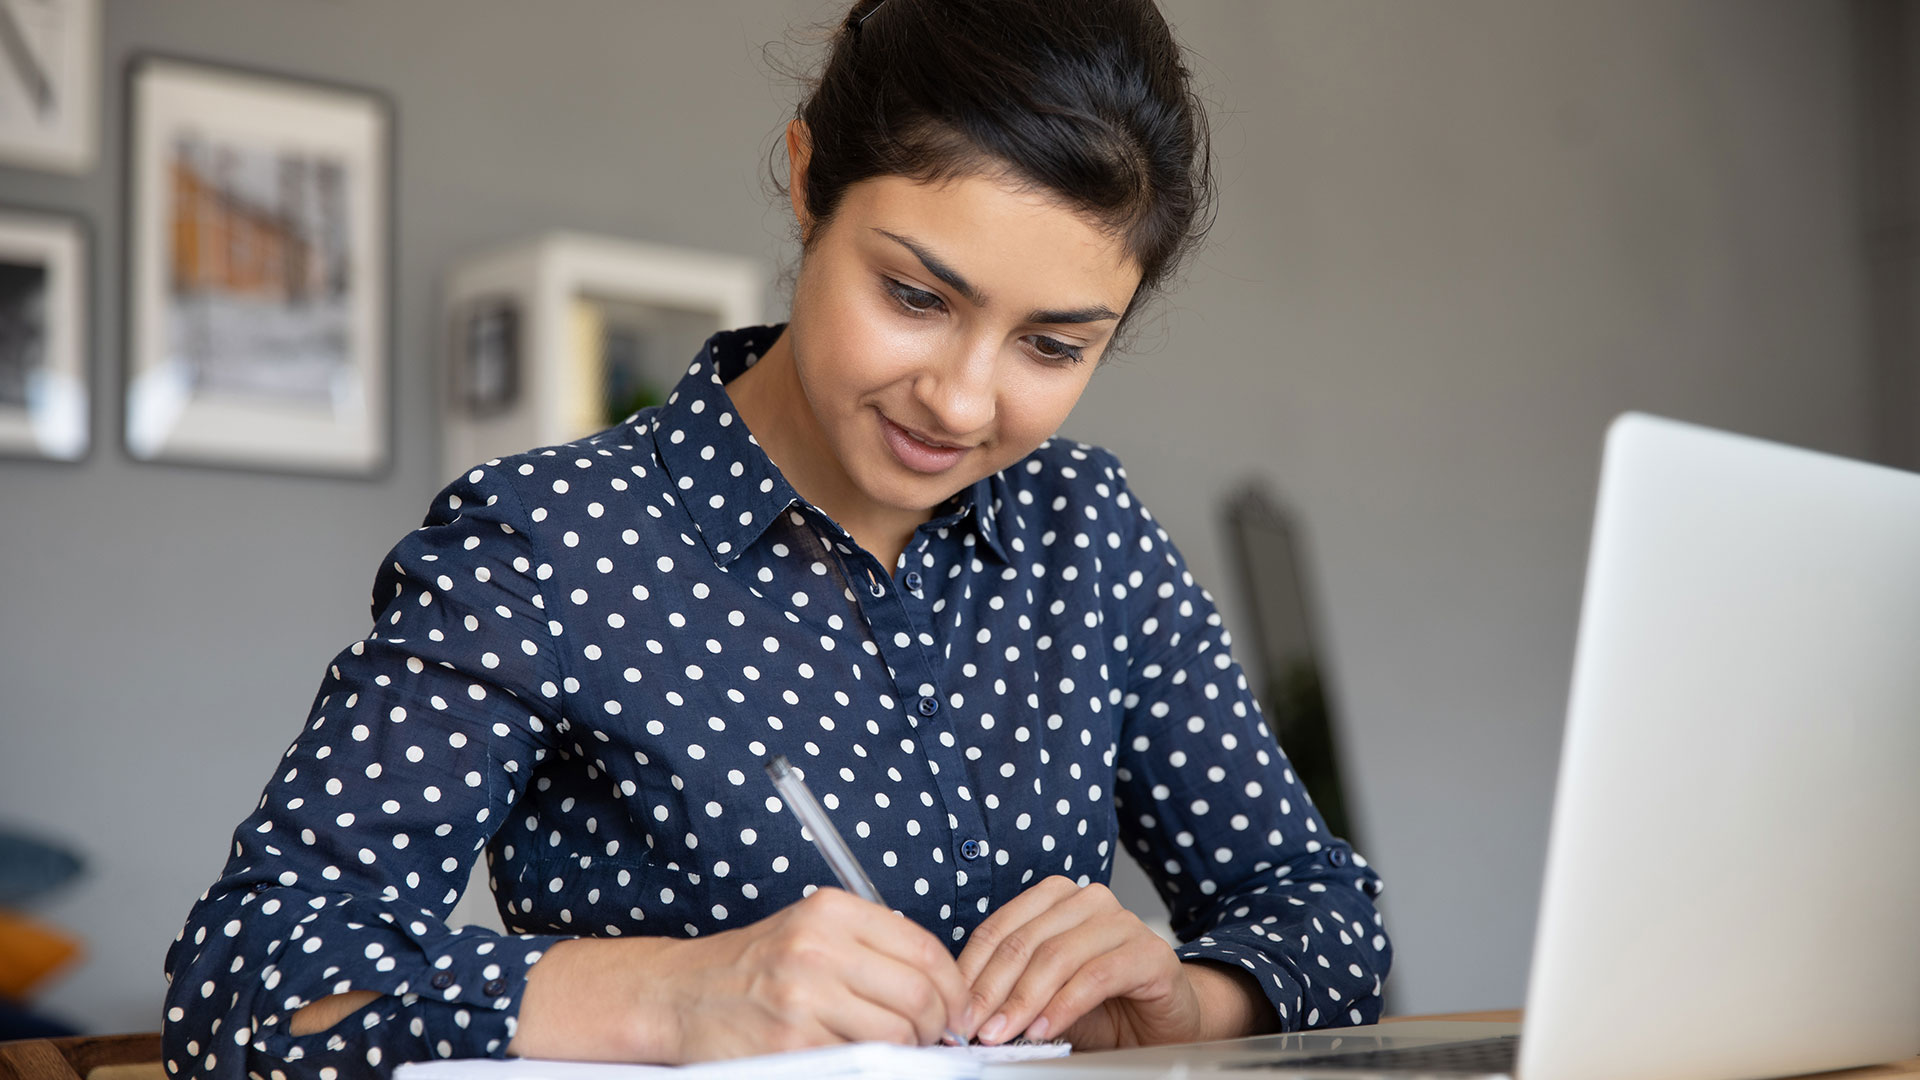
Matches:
[763,754,967,1045]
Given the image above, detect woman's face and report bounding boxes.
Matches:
[781,162,1144,520]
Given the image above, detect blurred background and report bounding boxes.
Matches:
[1,0,1915,1036]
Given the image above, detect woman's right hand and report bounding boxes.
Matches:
[509,888,971,1063]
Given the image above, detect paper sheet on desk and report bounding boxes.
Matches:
[393,1040,1070,1080]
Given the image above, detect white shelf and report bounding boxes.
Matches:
[439,231,764,480]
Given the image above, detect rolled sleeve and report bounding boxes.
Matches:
[1104,456,1392,1030]
[163,464,572,1078]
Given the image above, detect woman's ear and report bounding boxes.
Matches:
[786,119,815,244]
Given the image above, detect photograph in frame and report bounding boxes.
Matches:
[0,0,99,173]
[450,296,519,420]
[0,207,87,461]
[123,55,390,475]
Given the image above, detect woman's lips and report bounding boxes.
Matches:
[880,415,970,474]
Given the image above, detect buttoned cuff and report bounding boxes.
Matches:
[417,928,567,1016]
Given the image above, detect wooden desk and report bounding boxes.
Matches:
[1386,1011,1920,1078]
[0,1033,163,1080]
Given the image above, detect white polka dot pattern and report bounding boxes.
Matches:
[161,326,1391,1078]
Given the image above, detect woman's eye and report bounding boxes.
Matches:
[1029,336,1086,364]
[884,278,943,313]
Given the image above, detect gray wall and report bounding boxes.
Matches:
[0,0,1898,1034]
[1084,0,1880,1014]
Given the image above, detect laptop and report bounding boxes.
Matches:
[1000,414,1920,1079]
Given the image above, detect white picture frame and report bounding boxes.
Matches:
[0,206,87,460]
[123,55,391,476]
[0,0,99,174]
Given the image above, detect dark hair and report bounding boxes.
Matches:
[782,0,1215,343]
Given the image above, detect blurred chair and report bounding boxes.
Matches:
[0,830,86,1041]
[0,833,83,911]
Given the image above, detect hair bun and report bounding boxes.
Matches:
[788,0,1216,348]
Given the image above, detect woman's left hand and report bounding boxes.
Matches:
[954,876,1208,1050]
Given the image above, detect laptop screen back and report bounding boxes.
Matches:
[1521,414,1920,1080]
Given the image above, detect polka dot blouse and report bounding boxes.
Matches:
[162,326,1392,1078]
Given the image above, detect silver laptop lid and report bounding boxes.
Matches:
[1521,414,1920,1080]
[994,415,1917,1080]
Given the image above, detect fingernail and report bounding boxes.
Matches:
[960,1006,977,1036]
[1027,1016,1050,1041]
[980,1014,1007,1043]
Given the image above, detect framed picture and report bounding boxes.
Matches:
[0,206,86,460]
[123,55,391,476]
[449,296,520,420]
[0,0,98,173]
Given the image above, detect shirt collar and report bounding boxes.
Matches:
[650,325,1012,568]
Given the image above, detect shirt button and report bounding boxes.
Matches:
[960,839,983,860]
[869,580,885,597]
[429,972,453,990]
[918,695,940,717]
[483,978,507,996]
[1327,848,1350,868]
[904,571,923,592]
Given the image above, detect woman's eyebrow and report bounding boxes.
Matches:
[873,228,1120,325]
[1027,303,1121,326]
[875,228,986,305]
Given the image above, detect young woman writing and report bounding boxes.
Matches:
[162,2,1391,1075]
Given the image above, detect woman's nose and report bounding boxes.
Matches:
[914,340,997,435]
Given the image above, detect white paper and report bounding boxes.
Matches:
[395,1040,1070,1080]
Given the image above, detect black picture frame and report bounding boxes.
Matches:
[0,203,91,464]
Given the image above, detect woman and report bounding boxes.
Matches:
[163,1,1391,1074]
